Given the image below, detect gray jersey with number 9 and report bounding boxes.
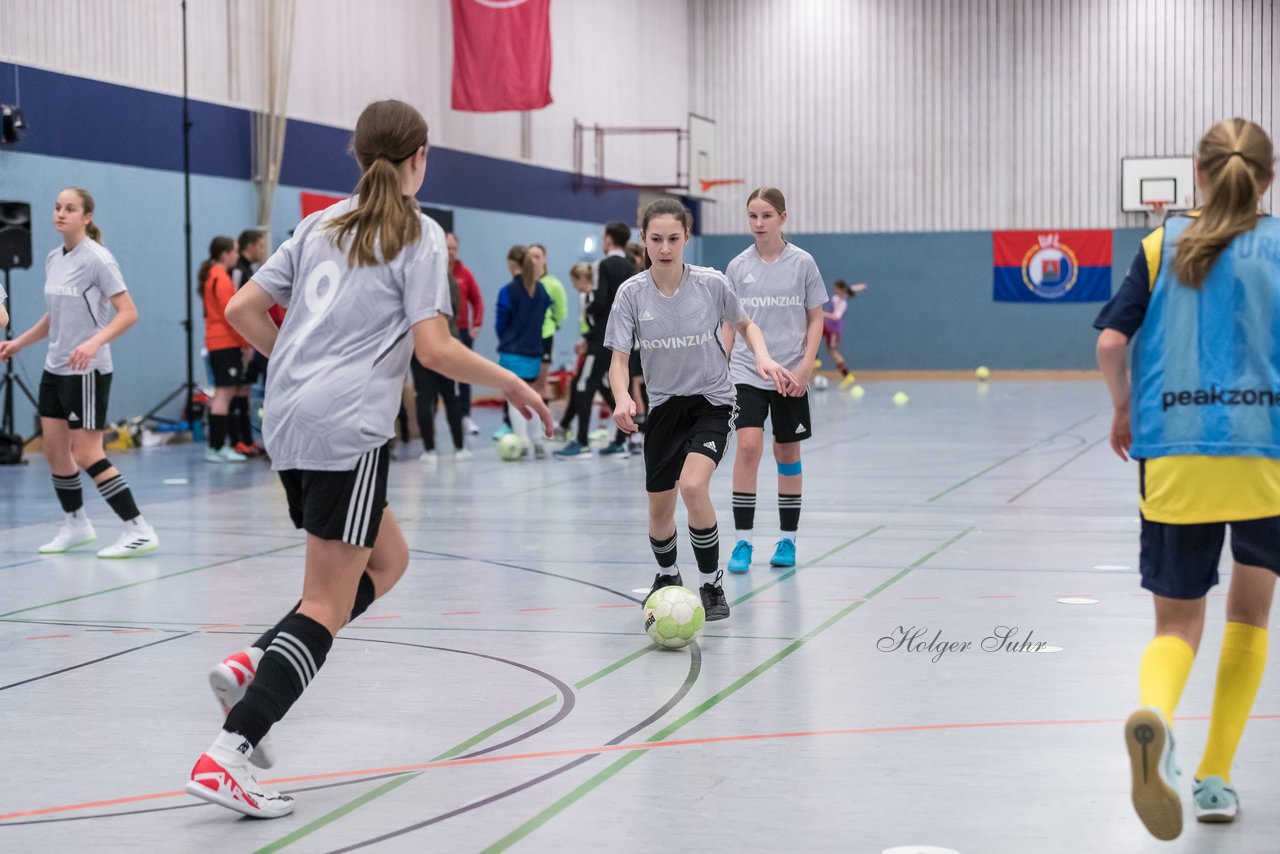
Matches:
[252,198,452,471]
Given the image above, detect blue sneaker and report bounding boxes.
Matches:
[727,540,753,573]
[1193,775,1239,823]
[553,441,593,460]
[770,538,796,568]
[492,424,512,441]
[1125,707,1183,841]
[598,441,630,458]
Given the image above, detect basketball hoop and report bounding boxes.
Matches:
[1147,199,1171,226]
[698,178,745,193]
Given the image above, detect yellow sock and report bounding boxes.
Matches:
[1139,634,1196,729]
[1196,622,1268,783]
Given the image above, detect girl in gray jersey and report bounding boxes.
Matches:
[723,187,827,574]
[186,101,553,820]
[606,198,793,622]
[0,187,158,559]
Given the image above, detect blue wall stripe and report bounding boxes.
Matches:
[0,61,639,224]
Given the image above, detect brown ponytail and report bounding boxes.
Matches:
[198,236,236,298]
[326,100,429,267]
[1172,118,1275,287]
[66,187,102,243]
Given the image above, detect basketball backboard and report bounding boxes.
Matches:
[685,114,717,201]
[1121,156,1195,212]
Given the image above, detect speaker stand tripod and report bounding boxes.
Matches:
[1,267,39,462]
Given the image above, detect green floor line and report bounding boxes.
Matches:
[927,413,1097,502]
[481,527,973,853]
[254,528,879,853]
[0,542,304,619]
[1006,435,1108,504]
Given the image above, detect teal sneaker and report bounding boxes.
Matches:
[492,423,512,441]
[1193,775,1239,823]
[727,540,753,573]
[1125,707,1183,840]
[553,441,593,461]
[770,538,796,568]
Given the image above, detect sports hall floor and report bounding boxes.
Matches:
[2,380,1277,854]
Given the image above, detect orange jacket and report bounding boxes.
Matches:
[203,265,248,350]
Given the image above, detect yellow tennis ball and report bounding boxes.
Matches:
[975,366,990,381]
[813,358,823,369]
[849,384,865,399]
[892,391,909,406]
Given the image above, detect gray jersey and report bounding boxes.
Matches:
[604,264,746,409]
[725,243,828,389]
[253,198,452,471]
[43,241,128,375]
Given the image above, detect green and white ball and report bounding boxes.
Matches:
[643,585,705,649]
[496,433,524,461]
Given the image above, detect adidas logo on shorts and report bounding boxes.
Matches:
[68,412,80,421]
[794,423,806,434]
[704,441,717,452]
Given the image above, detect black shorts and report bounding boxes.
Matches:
[541,336,554,364]
[732,383,812,443]
[243,350,268,385]
[278,443,391,548]
[209,347,248,388]
[643,395,733,493]
[38,370,111,430]
[1140,514,1280,599]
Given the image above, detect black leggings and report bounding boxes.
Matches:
[409,356,464,452]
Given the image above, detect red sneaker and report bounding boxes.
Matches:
[209,649,275,768]
[186,744,293,819]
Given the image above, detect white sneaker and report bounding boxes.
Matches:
[204,447,225,462]
[209,649,275,769]
[420,450,439,466]
[97,524,159,559]
[186,737,294,819]
[463,415,480,435]
[454,448,473,461]
[218,445,248,463]
[37,519,97,554]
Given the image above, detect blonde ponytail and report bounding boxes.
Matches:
[325,100,429,267]
[1172,118,1274,287]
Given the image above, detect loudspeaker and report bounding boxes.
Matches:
[420,205,454,234]
[0,202,32,270]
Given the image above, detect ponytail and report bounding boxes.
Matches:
[326,157,422,267]
[197,236,236,298]
[1172,118,1274,287]
[65,187,102,244]
[325,100,429,267]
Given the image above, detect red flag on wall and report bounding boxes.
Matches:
[450,0,553,112]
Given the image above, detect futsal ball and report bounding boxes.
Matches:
[812,375,829,391]
[643,585,705,649]
[849,384,866,399]
[892,391,909,406]
[496,433,524,461]
[975,365,991,381]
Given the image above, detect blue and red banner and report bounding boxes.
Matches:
[993,230,1112,302]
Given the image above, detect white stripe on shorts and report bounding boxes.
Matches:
[342,447,380,546]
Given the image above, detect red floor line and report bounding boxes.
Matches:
[24,634,70,640]
[8,713,1279,822]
